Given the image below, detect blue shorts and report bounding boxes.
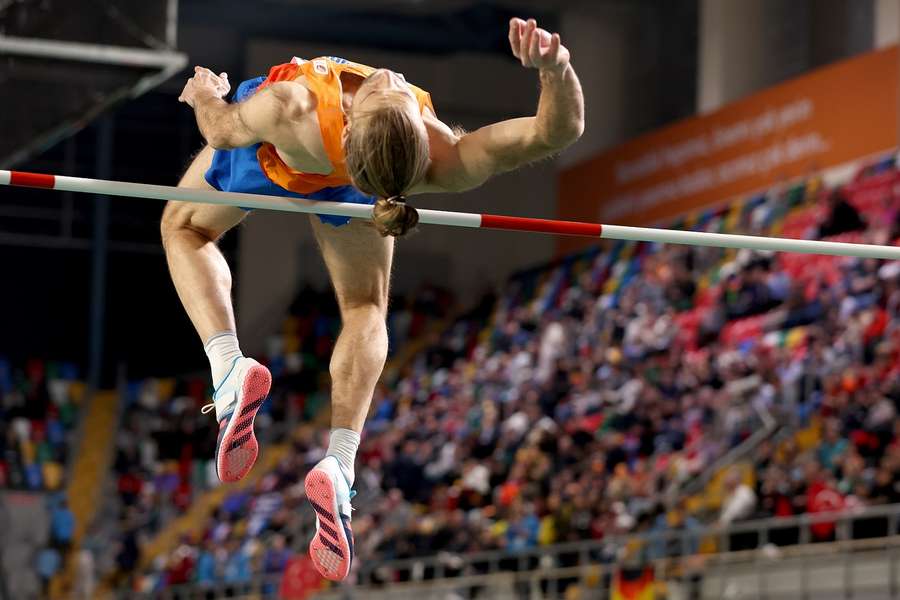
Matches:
[204,75,376,227]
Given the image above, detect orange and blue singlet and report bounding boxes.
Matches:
[204,56,434,226]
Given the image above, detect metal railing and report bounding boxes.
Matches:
[352,503,900,585]
[130,503,900,600]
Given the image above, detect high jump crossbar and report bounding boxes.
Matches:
[2,169,899,260]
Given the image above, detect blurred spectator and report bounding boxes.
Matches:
[806,464,845,542]
[263,534,292,575]
[818,187,866,238]
[817,418,849,470]
[49,495,75,551]
[719,470,758,551]
[649,502,701,559]
[74,548,96,600]
[504,500,540,552]
[35,546,61,596]
[194,540,217,586]
[718,471,757,527]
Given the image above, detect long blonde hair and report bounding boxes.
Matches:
[344,102,430,237]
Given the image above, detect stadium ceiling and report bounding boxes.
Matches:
[176,0,591,56]
[0,0,654,167]
[0,0,187,167]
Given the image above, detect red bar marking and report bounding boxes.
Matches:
[481,214,602,237]
[9,171,55,189]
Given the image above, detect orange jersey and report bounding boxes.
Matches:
[255,57,435,195]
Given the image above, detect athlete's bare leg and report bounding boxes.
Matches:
[160,145,247,342]
[304,215,392,581]
[161,146,269,484]
[310,216,393,432]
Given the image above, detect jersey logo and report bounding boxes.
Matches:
[313,59,329,75]
[326,56,349,64]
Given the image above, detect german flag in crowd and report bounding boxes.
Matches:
[611,566,655,600]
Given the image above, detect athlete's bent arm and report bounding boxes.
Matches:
[425,18,584,193]
[178,67,311,150]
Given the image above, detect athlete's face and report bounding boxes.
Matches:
[350,68,420,121]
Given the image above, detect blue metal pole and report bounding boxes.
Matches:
[88,116,112,389]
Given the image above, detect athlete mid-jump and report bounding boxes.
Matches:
[163,17,583,580]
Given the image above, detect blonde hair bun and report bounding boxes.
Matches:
[373,196,419,237]
[344,103,429,238]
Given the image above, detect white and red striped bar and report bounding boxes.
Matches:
[3,169,900,260]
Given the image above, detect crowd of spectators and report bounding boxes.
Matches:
[136,157,900,592]
[0,358,81,491]
[109,283,455,591]
[720,298,900,545]
[130,427,324,594]
[347,165,900,581]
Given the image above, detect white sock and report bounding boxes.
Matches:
[204,331,244,389]
[326,428,360,487]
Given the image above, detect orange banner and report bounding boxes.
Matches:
[558,46,898,254]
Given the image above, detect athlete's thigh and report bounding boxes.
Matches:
[309,216,394,311]
[164,145,247,239]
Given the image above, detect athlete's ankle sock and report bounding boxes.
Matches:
[326,428,360,488]
[204,331,244,389]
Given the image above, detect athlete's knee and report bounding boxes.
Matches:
[335,284,389,318]
[160,202,182,245]
[340,302,388,338]
[161,201,194,245]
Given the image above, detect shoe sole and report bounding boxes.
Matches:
[216,364,271,483]
[305,467,353,581]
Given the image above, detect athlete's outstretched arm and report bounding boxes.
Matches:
[178,67,310,150]
[425,18,584,192]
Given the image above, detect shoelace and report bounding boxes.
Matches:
[202,357,243,417]
[200,392,237,417]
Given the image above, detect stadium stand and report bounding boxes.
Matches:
[0,359,89,598]
[124,156,900,597]
[0,358,82,491]
[102,283,455,593]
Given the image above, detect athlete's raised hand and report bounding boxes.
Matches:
[179,66,231,107]
[508,18,570,76]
